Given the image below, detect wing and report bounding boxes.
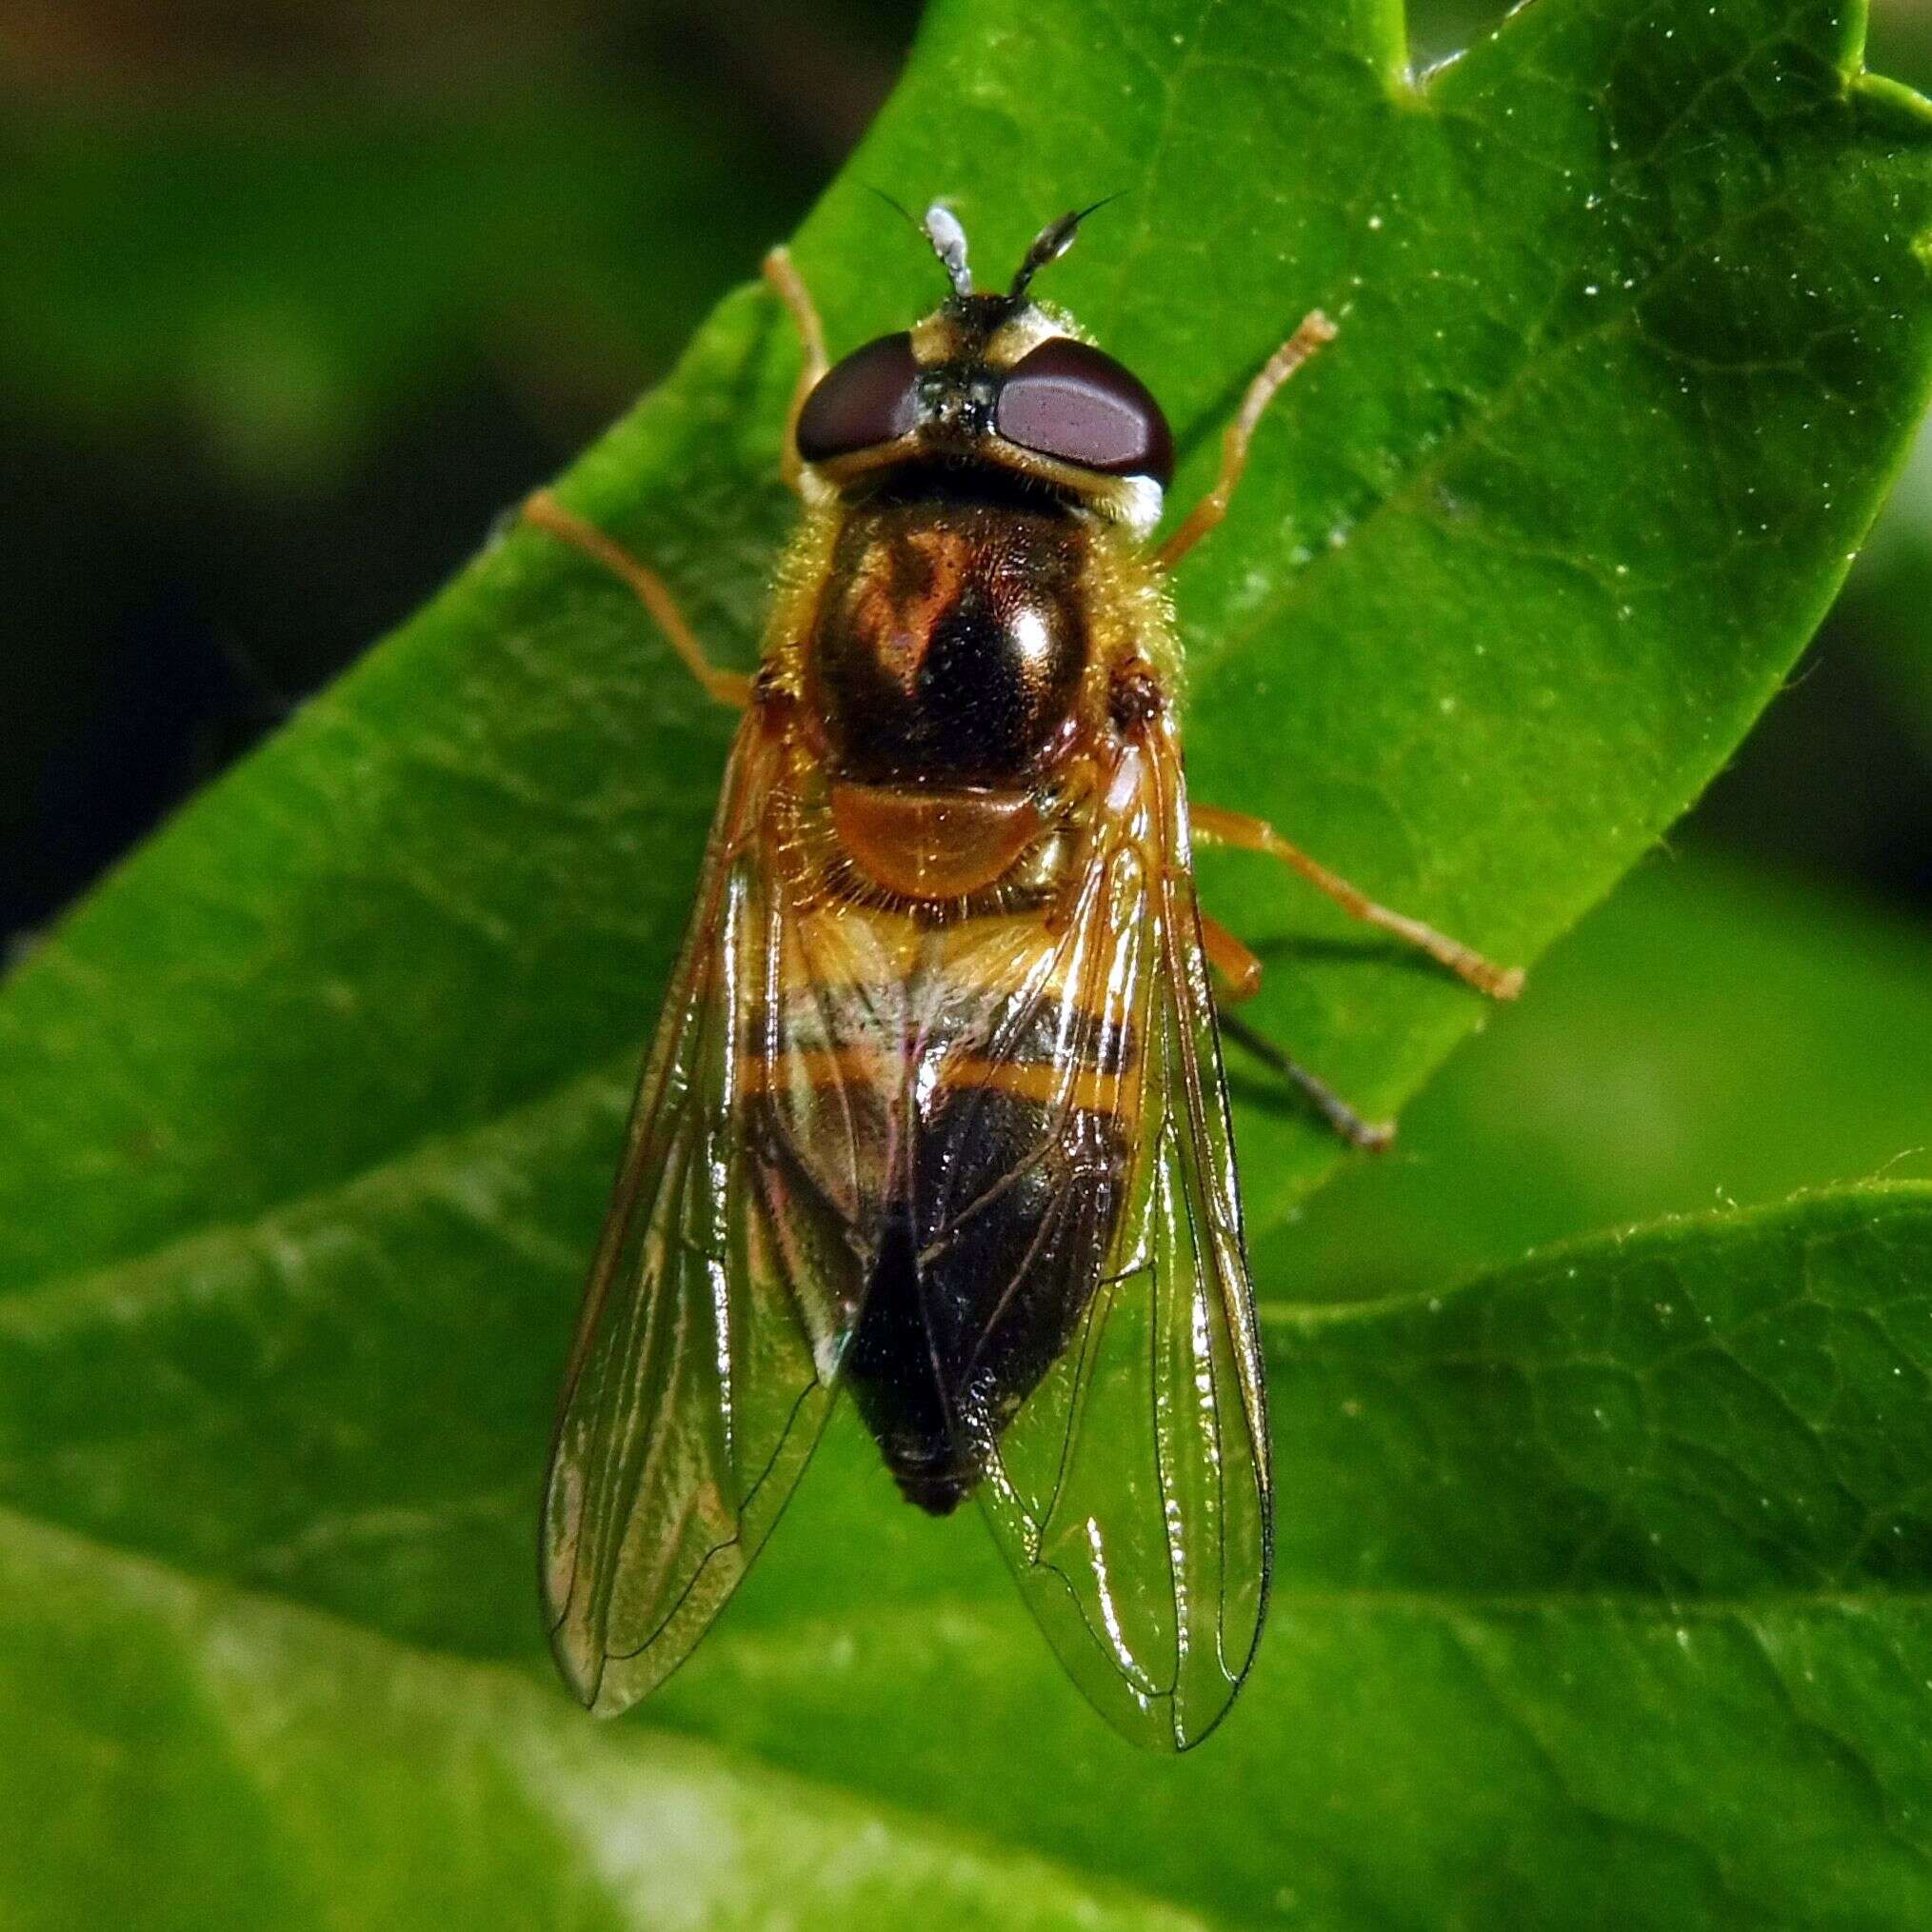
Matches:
[541,705,876,1715]
[975,718,1273,1752]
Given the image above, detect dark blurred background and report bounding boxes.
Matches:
[4,0,1930,951]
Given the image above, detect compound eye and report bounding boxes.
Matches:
[995,337,1174,485]
[795,332,921,463]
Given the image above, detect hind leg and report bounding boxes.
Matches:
[1199,910,1393,1151]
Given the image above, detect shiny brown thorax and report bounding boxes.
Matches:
[764,468,1172,914]
[812,491,1088,787]
[809,485,1086,903]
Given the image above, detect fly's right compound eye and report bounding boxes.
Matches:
[795,332,922,464]
[993,336,1174,486]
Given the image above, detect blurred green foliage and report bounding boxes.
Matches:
[6,103,798,478]
[1265,852,1932,1298]
[0,0,922,935]
[4,0,1932,1927]
[1,1,917,472]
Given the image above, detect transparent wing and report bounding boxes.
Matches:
[541,710,870,1715]
[976,721,1272,1751]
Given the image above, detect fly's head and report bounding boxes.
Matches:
[793,203,1174,537]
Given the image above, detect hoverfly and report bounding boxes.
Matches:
[528,204,1521,1751]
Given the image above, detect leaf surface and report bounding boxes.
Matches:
[12,1177,1932,1926]
[1265,851,1932,1300]
[0,1511,1204,1932]
[646,1185,1932,1931]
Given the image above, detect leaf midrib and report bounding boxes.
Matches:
[0,1047,641,1320]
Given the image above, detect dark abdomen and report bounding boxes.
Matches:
[842,1036,1131,1515]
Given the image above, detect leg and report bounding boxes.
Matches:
[1216,1008,1394,1152]
[1156,310,1337,571]
[1198,908,1264,1003]
[1192,803,1524,1000]
[521,491,751,709]
[763,246,829,499]
[1201,911,1390,1150]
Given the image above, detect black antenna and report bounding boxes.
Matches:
[1008,196,1117,299]
[866,184,924,237]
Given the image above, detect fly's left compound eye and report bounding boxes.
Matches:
[795,331,922,464]
[994,337,1174,485]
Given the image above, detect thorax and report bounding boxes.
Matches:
[804,487,1092,787]
[767,481,1163,906]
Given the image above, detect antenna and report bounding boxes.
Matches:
[1008,197,1117,299]
[923,204,973,296]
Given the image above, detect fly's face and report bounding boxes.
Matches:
[794,207,1175,538]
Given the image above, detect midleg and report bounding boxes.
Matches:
[762,246,829,499]
[1201,908,1392,1150]
[520,491,752,709]
[1156,310,1337,571]
[1192,803,1524,1000]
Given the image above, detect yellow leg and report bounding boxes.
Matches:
[1192,803,1524,1001]
[1156,311,1337,571]
[520,491,751,710]
[763,246,829,499]
[1198,909,1265,1002]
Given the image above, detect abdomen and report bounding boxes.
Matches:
[747,854,1143,1515]
[843,955,1134,1512]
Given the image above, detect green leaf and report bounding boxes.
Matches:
[1264,850,1932,1300]
[11,1175,1932,1925]
[645,1184,1932,1932]
[0,1512,1201,1932]
[5,0,1932,1920]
